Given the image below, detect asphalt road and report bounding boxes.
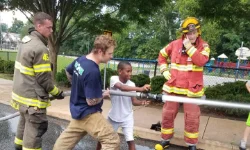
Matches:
[0,103,189,150]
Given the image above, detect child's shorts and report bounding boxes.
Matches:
[246,113,250,126]
[108,117,134,141]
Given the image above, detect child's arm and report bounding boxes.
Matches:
[131,97,150,106]
[114,83,150,92]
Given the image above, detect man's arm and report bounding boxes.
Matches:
[84,70,105,106]
[65,69,72,83]
[86,89,110,106]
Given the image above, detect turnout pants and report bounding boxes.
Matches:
[53,112,120,150]
[14,105,48,150]
[161,95,200,145]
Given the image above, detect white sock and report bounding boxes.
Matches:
[240,139,246,148]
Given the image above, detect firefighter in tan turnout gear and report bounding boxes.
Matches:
[11,12,64,150]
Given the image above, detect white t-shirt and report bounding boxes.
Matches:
[108,76,135,122]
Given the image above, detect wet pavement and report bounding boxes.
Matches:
[0,103,188,150]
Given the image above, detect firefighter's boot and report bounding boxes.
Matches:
[188,145,196,150]
[14,145,22,150]
[155,140,170,150]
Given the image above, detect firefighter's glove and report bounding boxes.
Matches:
[54,91,64,100]
[183,38,193,50]
[163,71,171,80]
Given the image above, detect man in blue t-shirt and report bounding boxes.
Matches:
[53,35,120,150]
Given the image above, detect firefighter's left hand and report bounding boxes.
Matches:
[54,91,64,100]
[183,38,193,50]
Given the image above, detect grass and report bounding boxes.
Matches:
[0,73,13,80]
[0,51,76,72]
[0,51,157,75]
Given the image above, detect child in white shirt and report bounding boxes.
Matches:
[96,61,150,150]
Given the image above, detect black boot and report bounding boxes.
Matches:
[155,140,170,150]
[188,145,196,150]
[14,145,22,150]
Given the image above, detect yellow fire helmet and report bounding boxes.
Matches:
[181,17,201,35]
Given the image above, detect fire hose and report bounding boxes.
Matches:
[1,90,250,122]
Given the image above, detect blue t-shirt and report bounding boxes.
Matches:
[66,56,103,119]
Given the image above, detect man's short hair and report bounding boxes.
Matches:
[33,12,53,25]
[92,35,116,54]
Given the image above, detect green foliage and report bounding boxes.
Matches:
[150,75,166,94]
[60,32,94,56]
[3,60,15,74]
[0,23,8,32]
[100,68,117,89]
[0,58,4,73]
[113,2,179,59]
[216,31,241,62]
[194,0,250,28]
[20,21,33,38]
[9,18,24,34]
[205,81,250,117]
[130,74,150,87]
[55,69,71,87]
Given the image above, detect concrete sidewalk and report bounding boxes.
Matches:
[0,78,248,150]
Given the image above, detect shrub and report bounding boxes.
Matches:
[150,75,166,94]
[55,69,71,87]
[204,81,249,117]
[4,60,15,74]
[130,74,150,87]
[0,58,5,73]
[100,68,117,89]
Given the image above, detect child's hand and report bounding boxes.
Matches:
[140,84,151,92]
[141,100,150,106]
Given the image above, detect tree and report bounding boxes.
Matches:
[6,0,166,78]
[9,18,24,33]
[216,31,241,61]
[19,21,33,38]
[0,23,8,32]
[113,1,179,59]
[194,0,250,28]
